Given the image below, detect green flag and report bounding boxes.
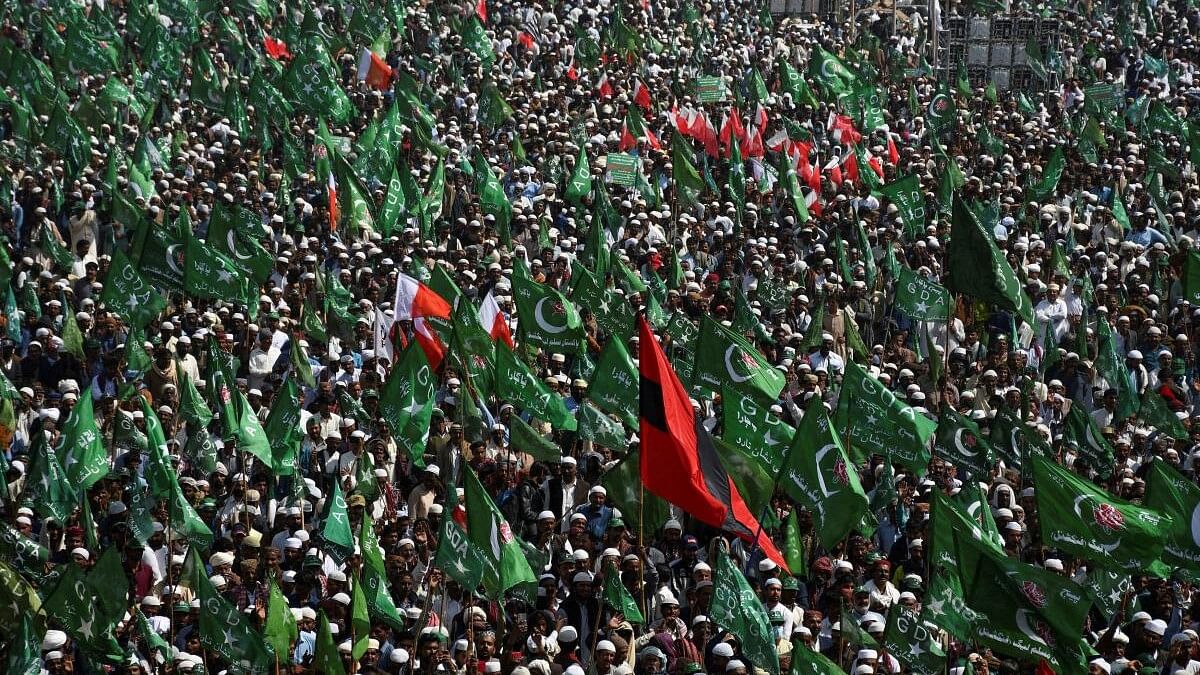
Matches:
[709,547,779,673]
[26,432,77,523]
[264,576,298,659]
[100,248,165,328]
[320,479,355,562]
[42,563,123,661]
[783,508,807,577]
[602,561,644,623]
[1061,404,1115,474]
[1095,314,1139,422]
[960,534,1090,647]
[433,510,489,592]
[933,407,994,478]
[576,403,627,451]
[183,233,246,301]
[588,333,643,425]
[178,370,213,429]
[7,613,42,675]
[1181,250,1200,303]
[926,81,957,136]
[781,397,868,549]
[379,342,436,466]
[509,413,562,462]
[693,316,785,401]
[465,466,537,598]
[1144,458,1200,571]
[1140,389,1188,440]
[496,345,576,431]
[349,571,371,658]
[205,201,273,282]
[882,606,947,675]
[313,611,347,675]
[513,273,584,352]
[946,196,1034,326]
[264,377,303,475]
[1027,147,1066,201]
[1032,454,1171,571]
[56,386,108,490]
[809,47,858,96]
[778,148,811,224]
[565,146,592,203]
[720,385,793,471]
[835,360,937,473]
[792,645,845,675]
[894,266,952,321]
[281,47,352,122]
[601,450,670,535]
[461,17,496,65]
[572,267,633,337]
[359,514,405,629]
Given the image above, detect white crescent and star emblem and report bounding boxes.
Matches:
[165,243,185,275]
[533,297,567,334]
[227,231,252,261]
[724,345,753,383]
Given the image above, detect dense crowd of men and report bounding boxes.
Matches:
[2,0,1200,673]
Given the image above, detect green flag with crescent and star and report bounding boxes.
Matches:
[1032,454,1171,572]
[693,315,785,402]
[781,397,868,549]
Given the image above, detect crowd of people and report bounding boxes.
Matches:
[2,0,1200,672]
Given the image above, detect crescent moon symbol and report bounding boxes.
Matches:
[165,244,184,276]
[227,231,252,261]
[534,297,567,335]
[954,428,979,458]
[724,345,753,383]
[1015,609,1048,647]
[814,444,837,497]
[1190,504,1200,549]
[1072,494,1089,520]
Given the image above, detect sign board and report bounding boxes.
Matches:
[695,76,727,103]
[605,153,638,186]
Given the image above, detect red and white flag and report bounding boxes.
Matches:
[327,172,339,231]
[478,291,515,349]
[597,73,614,99]
[413,317,446,370]
[357,49,394,91]
[263,36,291,60]
[392,273,452,323]
[632,79,652,111]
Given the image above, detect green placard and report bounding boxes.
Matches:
[605,153,638,186]
[695,76,727,103]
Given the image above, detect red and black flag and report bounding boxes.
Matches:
[637,317,790,571]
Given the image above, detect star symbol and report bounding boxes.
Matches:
[224,627,237,644]
[909,643,925,658]
[764,429,779,446]
[452,559,469,575]
[597,297,611,313]
[913,300,930,316]
[302,82,315,96]
[864,412,880,427]
[1108,587,1122,604]
[126,293,140,311]
[217,269,233,283]
[79,612,97,641]
[924,597,944,616]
